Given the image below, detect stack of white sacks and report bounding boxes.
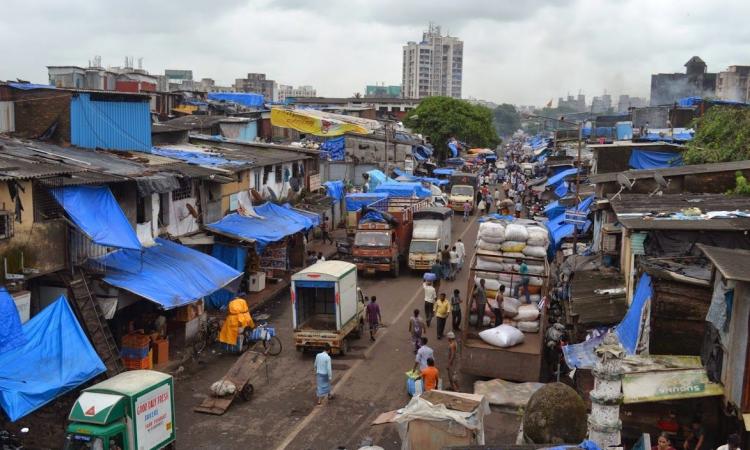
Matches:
[474,220,549,347]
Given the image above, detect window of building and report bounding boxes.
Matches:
[274,165,282,183]
[263,166,272,184]
[171,178,193,201]
[33,187,65,222]
[159,193,170,226]
[253,169,262,190]
[0,212,13,239]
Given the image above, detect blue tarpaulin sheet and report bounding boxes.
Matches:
[320,137,345,161]
[393,169,448,187]
[373,182,431,198]
[208,92,264,107]
[345,193,388,212]
[448,142,459,157]
[629,149,683,169]
[563,274,652,368]
[544,200,565,218]
[151,147,246,166]
[51,186,142,250]
[284,204,321,227]
[433,168,455,176]
[641,131,694,142]
[413,145,433,161]
[7,82,56,90]
[324,180,345,201]
[0,287,25,353]
[0,296,105,421]
[360,210,387,223]
[365,169,393,192]
[206,203,317,253]
[478,214,516,223]
[545,168,579,187]
[544,196,594,252]
[205,244,247,310]
[554,182,569,198]
[96,238,241,310]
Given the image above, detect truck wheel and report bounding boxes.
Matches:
[353,319,364,339]
[240,383,254,401]
[392,260,400,277]
[339,339,350,356]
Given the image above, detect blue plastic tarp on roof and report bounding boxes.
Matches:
[554,182,569,198]
[544,200,565,218]
[628,149,683,170]
[373,182,431,198]
[284,204,321,227]
[96,238,241,310]
[616,273,653,354]
[478,214,516,223]
[545,168,579,187]
[151,147,246,166]
[365,169,393,192]
[324,180,345,201]
[433,168,455,176]
[360,210,387,223]
[413,145,433,161]
[641,131,694,143]
[7,82,56,91]
[51,186,141,251]
[0,287,25,353]
[0,296,105,421]
[205,244,247,310]
[445,158,465,166]
[320,137,345,161]
[206,203,317,253]
[345,193,388,212]
[563,274,653,369]
[544,196,594,252]
[208,92,265,107]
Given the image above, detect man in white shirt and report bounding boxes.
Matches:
[412,337,434,371]
[314,344,333,405]
[423,281,437,327]
[455,239,466,272]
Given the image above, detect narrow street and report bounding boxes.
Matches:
[174,212,520,449]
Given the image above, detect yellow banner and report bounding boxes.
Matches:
[271,108,368,136]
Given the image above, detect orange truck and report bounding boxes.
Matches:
[352,197,428,277]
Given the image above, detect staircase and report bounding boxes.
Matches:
[61,270,124,377]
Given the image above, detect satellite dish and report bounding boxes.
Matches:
[612,173,636,201]
[649,172,671,197]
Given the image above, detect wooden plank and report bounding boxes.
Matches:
[193,351,266,415]
[420,391,479,413]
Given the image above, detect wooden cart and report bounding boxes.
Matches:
[194,351,267,415]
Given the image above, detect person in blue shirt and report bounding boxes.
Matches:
[314,344,333,405]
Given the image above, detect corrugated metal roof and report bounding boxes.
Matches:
[610,193,750,231]
[70,93,152,151]
[590,160,750,183]
[697,244,750,282]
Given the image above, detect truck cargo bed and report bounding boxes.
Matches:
[298,314,336,331]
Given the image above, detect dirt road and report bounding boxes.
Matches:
[173,213,521,449]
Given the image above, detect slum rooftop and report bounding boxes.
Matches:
[698,244,750,283]
[609,193,750,230]
[589,160,750,183]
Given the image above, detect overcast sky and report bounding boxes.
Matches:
[2,0,748,106]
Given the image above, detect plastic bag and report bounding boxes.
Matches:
[476,257,506,272]
[501,252,525,259]
[479,324,525,348]
[517,320,540,333]
[514,304,540,321]
[505,224,529,242]
[479,234,505,244]
[523,245,547,258]
[501,241,527,253]
[479,222,505,239]
[478,239,501,251]
[210,380,237,397]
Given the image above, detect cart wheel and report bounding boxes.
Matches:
[240,383,254,401]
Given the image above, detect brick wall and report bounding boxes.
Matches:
[0,87,72,143]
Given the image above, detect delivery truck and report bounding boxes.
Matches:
[292,261,366,355]
[352,197,428,276]
[65,370,175,450]
[408,207,454,271]
[448,172,479,214]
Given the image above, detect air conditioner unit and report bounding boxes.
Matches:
[247,271,266,292]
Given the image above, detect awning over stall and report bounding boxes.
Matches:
[95,238,242,310]
[323,180,345,201]
[206,202,317,253]
[345,193,388,212]
[373,182,431,198]
[0,296,105,421]
[545,168,579,187]
[51,185,142,250]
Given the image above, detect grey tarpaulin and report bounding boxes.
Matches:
[136,173,182,196]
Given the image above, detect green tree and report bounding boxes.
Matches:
[684,106,750,164]
[493,103,522,138]
[404,96,500,160]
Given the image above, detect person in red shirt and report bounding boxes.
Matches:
[421,357,439,391]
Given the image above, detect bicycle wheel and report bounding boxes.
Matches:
[263,336,282,356]
[192,328,208,355]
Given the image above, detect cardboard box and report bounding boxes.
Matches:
[173,299,205,322]
[152,338,169,365]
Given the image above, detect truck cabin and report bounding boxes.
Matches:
[64,424,126,450]
[450,184,475,198]
[354,228,394,249]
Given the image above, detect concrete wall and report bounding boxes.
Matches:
[345,135,410,165]
[0,87,72,143]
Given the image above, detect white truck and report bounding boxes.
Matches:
[408,207,454,271]
[292,261,366,355]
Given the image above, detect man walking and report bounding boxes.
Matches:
[514,259,531,304]
[455,239,465,272]
[449,246,459,281]
[450,289,462,331]
[365,296,381,342]
[314,344,333,405]
[413,337,434,372]
[463,200,471,222]
[474,278,487,327]
[441,245,451,280]
[320,216,334,244]
[421,358,439,392]
[446,331,459,391]
[423,280,437,327]
[434,293,451,340]
[408,309,425,353]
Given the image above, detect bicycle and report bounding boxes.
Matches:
[243,314,282,356]
[192,317,220,357]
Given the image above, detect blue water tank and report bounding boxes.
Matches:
[615,121,634,140]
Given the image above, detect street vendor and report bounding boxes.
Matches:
[219,298,254,352]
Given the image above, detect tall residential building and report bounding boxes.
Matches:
[650,56,716,106]
[234,73,277,102]
[557,94,586,112]
[402,24,463,99]
[616,94,648,112]
[716,65,750,103]
[365,84,401,98]
[591,93,613,113]
[278,85,317,102]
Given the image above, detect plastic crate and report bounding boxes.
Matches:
[123,350,152,370]
[122,333,150,348]
[120,346,149,360]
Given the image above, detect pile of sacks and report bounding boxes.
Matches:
[477,220,550,259]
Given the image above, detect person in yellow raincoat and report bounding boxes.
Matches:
[219,298,254,352]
